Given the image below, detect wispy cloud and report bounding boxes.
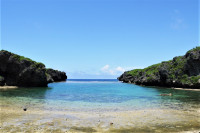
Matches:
[170,9,186,30]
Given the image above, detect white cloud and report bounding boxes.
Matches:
[115,66,125,73]
[100,65,141,75]
[101,64,110,71]
[66,65,143,79]
[101,65,115,75]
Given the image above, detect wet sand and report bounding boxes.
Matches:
[173,88,200,91]
[0,106,200,133]
[0,86,18,89]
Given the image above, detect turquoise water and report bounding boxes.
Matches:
[0,79,200,112]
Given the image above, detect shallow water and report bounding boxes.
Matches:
[0,79,200,132]
[1,79,200,111]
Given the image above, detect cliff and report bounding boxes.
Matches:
[0,50,67,87]
[118,47,200,89]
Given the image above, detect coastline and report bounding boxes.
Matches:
[0,106,200,133]
[1,81,200,132]
[0,86,18,89]
[123,82,200,91]
[173,87,200,91]
[1,85,199,91]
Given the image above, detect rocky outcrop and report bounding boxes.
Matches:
[0,76,5,86]
[118,47,200,89]
[46,68,67,83]
[0,50,67,87]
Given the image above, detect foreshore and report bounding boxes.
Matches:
[123,82,200,91]
[1,85,199,91]
[172,88,200,91]
[0,106,200,133]
[0,86,18,89]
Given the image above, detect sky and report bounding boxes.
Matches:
[1,0,199,79]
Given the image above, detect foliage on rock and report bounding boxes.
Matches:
[0,50,67,87]
[118,47,200,89]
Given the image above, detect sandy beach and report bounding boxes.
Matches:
[0,86,18,89]
[173,88,200,91]
[0,106,200,133]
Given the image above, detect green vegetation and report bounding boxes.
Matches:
[12,54,33,62]
[0,75,4,80]
[128,69,143,77]
[143,63,161,76]
[31,62,45,68]
[1,50,45,68]
[186,46,200,54]
[127,47,200,86]
[128,63,161,80]
[178,75,200,85]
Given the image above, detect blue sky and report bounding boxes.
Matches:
[1,0,199,79]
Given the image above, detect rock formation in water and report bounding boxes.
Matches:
[118,47,200,89]
[0,50,67,87]
[46,68,67,83]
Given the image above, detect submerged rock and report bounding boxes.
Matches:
[160,93,173,96]
[118,47,200,89]
[0,50,67,87]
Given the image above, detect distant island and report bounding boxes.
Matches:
[118,47,200,89]
[0,50,67,87]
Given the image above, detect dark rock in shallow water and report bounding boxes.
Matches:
[118,47,200,89]
[0,50,67,87]
[46,68,67,83]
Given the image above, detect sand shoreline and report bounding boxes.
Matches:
[172,87,200,91]
[0,106,200,133]
[124,82,200,91]
[0,86,18,89]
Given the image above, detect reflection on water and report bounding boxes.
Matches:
[0,87,51,99]
[0,87,52,111]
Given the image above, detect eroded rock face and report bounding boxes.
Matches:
[0,50,67,87]
[46,69,67,83]
[184,49,200,76]
[118,47,200,89]
[0,76,5,86]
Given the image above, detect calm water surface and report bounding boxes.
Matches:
[0,79,200,112]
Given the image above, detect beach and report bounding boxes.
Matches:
[1,80,200,133]
[1,105,200,133]
[173,88,200,91]
[0,86,18,89]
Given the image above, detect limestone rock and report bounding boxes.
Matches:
[0,50,67,87]
[118,47,200,89]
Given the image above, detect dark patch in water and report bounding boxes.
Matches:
[70,126,97,132]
